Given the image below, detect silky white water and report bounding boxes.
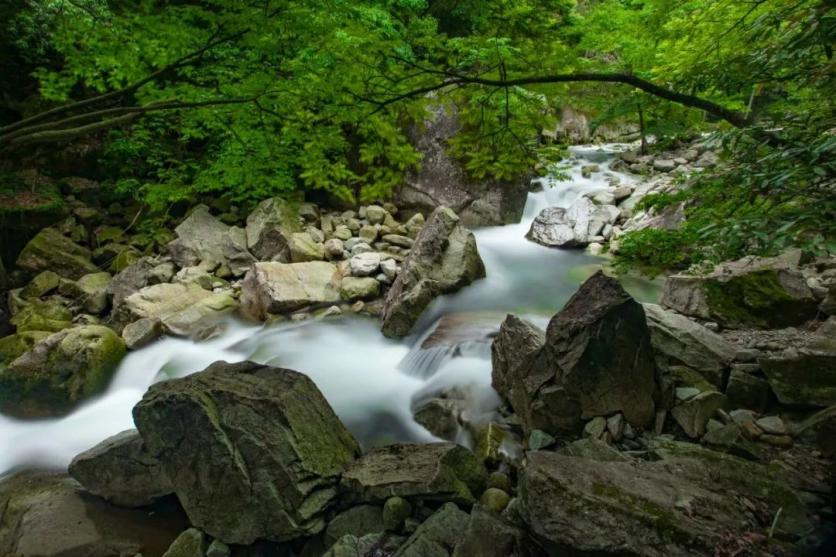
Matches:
[0,144,652,476]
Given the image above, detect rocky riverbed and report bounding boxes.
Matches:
[0,144,834,556]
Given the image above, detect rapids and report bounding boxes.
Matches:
[0,144,660,476]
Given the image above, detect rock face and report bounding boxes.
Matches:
[245,197,300,261]
[69,429,172,507]
[340,443,486,505]
[240,261,341,319]
[0,471,187,557]
[492,272,657,435]
[520,443,816,556]
[168,205,255,275]
[16,227,97,279]
[0,325,126,418]
[133,361,361,545]
[381,207,485,337]
[661,252,818,328]
[394,103,530,227]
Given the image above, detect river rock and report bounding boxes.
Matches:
[525,207,578,248]
[60,271,112,314]
[393,502,470,557]
[0,471,188,557]
[0,325,126,418]
[760,339,836,407]
[349,252,381,276]
[643,303,739,387]
[324,505,385,547]
[9,297,73,332]
[394,103,529,227]
[492,272,657,435]
[120,282,236,336]
[168,205,255,275]
[0,330,50,365]
[133,361,360,544]
[381,207,485,337]
[240,261,341,319]
[520,443,816,556]
[16,227,98,280]
[661,251,819,328]
[340,442,486,504]
[340,276,380,301]
[69,429,172,507]
[289,231,326,262]
[245,197,300,261]
[107,257,157,309]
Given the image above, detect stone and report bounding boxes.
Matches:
[206,539,230,557]
[661,251,819,329]
[340,276,381,301]
[0,471,187,557]
[240,261,341,319]
[491,272,657,436]
[760,342,836,407]
[701,422,766,461]
[69,429,172,507]
[16,227,97,279]
[612,185,633,202]
[0,331,50,365]
[120,282,237,336]
[381,207,485,337]
[487,472,512,493]
[107,257,156,309]
[359,225,378,244]
[168,205,255,275]
[383,234,414,248]
[149,261,176,284]
[452,504,524,557]
[350,242,373,255]
[653,159,677,172]
[9,297,73,332]
[584,416,607,439]
[20,271,60,298]
[527,429,556,451]
[413,397,461,440]
[289,231,326,262]
[392,502,470,557]
[643,303,739,387]
[755,415,787,435]
[793,405,836,456]
[606,413,625,441]
[382,497,412,531]
[162,528,206,557]
[0,325,126,418]
[133,361,361,544]
[520,444,816,556]
[396,104,529,227]
[725,367,771,412]
[525,207,578,248]
[325,505,385,546]
[341,442,486,504]
[325,533,403,557]
[61,272,112,314]
[324,238,345,258]
[365,205,388,225]
[333,224,352,241]
[479,488,511,513]
[671,391,727,438]
[349,252,381,277]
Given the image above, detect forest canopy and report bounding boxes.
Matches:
[1,0,834,265]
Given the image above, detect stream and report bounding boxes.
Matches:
[0,144,661,476]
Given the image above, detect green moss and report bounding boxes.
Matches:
[9,299,73,332]
[0,331,50,364]
[704,270,793,327]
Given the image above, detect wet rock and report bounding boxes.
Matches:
[413,397,461,440]
[525,207,578,248]
[492,272,657,436]
[661,251,818,329]
[381,207,485,338]
[69,429,172,507]
[755,415,786,435]
[340,276,380,301]
[168,205,255,275]
[0,471,187,557]
[240,261,341,319]
[325,505,384,546]
[557,437,630,462]
[133,361,361,544]
[643,303,738,387]
[393,502,470,557]
[245,197,300,261]
[341,442,486,504]
[0,325,126,418]
[527,429,556,451]
[520,443,816,556]
[162,528,205,557]
[16,227,97,279]
[760,339,836,407]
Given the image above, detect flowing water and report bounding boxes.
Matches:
[0,144,661,476]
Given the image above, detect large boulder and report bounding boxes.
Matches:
[492,272,657,436]
[661,251,818,328]
[526,197,618,249]
[118,282,237,336]
[381,207,485,337]
[340,443,486,505]
[107,256,157,309]
[132,361,361,545]
[0,325,125,418]
[643,303,740,388]
[60,271,112,314]
[0,471,187,557]
[394,103,530,227]
[69,429,173,507]
[15,227,97,279]
[760,338,836,407]
[520,443,818,556]
[167,205,255,275]
[240,261,342,319]
[245,197,300,261]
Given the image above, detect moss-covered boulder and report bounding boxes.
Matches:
[0,325,126,418]
[0,331,50,365]
[381,207,485,338]
[132,361,361,545]
[340,443,486,505]
[59,271,112,314]
[661,251,818,329]
[9,297,74,333]
[20,270,60,299]
[16,227,97,280]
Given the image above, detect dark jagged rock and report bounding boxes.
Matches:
[381,207,485,338]
[760,338,836,407]
[340,442,486,505]
[133,360,361,545]
[69,429,172,507]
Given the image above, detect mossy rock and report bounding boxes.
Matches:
[0,331,50,365]
[9,298,74,333]
[0,325,126,418]
[0,171,68,264]
[20,271,61,299]
[16,227,97,280]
